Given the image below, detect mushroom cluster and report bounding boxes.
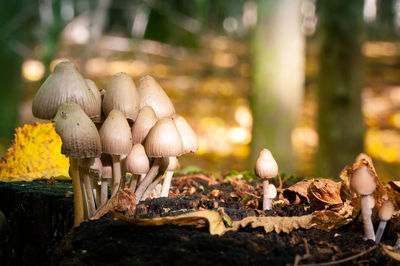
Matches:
[32,61,198,225]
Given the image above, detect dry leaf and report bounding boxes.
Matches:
[0,123,69,181]
[308,179,343,210]
[92,189,136,219]
[282,180,313,204]
[381,244,400,262]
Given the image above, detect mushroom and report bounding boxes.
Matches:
[32,61,100,120]
[160,157,179,197]
[350,166,377,241]
[131,106,158,144]
[137,75,175,119]
[135,118,183,203]
[254,149,278,211]
[54,102,102,225]
[125,143,150,192]
[99,109,133,196]
[375,200,395,243]
[102,72,139,122]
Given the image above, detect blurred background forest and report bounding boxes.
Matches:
[1,0,400,181]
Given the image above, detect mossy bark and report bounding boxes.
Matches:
[317,0,365,177]
[250,0,304,173]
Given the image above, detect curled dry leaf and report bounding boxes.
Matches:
[381,244,400,262]
[282,180,313,204]
[91,189,136,220]
[308,179,343,211]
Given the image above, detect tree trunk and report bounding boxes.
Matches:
[250,0,305,173]
[317,0,365,177]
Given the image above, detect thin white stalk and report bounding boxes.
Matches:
[375,221,387,244]
[161,171,173,197]
[129,174,139,192]
[100,178,110,207]
[135,158,162,203]
[361,195,375,241]
[111,154,121,197]
[82,171,96,217]
[263,179,272,211]
[80,173,89,220]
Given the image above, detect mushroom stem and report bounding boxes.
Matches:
[79,174,89,219]
[82,170,96,217]
[375,221,387,244]
[142,170,165,200]
[111,154,121,196]
[69,158,84,226]
[92,178,101,208]
[361,195,376,241]
[135,158,162,203]
[263,179,272,210]
[139,173,146,183]
[100,178,109,207]
[161,171,174,197]
[129,174,139,192]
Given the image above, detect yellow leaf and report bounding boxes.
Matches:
[0,123,69,181]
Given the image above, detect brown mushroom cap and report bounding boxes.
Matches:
[131,106,158,144]
[379,200,395,221]
[99,109,133,156]
[125,144,150,174]
[54,102,102,158]
[33,61,99,120]
[350,166,377,195]
[174,115,199,153]
[138,75,175,119]
[102,72,140,122]
[254,149,278,179]
[144,118,183,157]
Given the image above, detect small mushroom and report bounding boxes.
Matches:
[350,166,377,241]
[131,106,158,144]
[375,200,395,243]
[99,110,133,196]
[125,143,150,192]
[254,149,278,211]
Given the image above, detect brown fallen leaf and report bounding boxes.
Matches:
[282,179,313,204]
[308,179,343,211]
[91,189,136,220]
[381,244,400,262]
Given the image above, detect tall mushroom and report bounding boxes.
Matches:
[99,110,132,196]
[254,149,278,211]
[375,200,395,243]
[350,166,377,241]
[32,61,100,121]
[102,72,139,122]
[54,102,101,225]
[135,118,183,203]
[125,143,150,192]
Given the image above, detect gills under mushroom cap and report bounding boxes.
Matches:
[54,102,101,158]
[33,61,100,120]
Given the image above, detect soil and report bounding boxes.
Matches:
[0,175,398,265]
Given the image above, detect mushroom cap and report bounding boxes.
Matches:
[254,149,278,179]
[54,102,102,158]
[99,109,133,156]
[144,118,183,157]
[265,184,277,199]
[161,156,179,172]
[33,61,100,120]
[379,200,394,221]
[102,72,140,122]
[125,144,150,174]
[100,154,112,179]
[174,115,199,154]
[85,79,102,123]
[350,166,377,195]
[138,75,175,119]
[131,106,158,144]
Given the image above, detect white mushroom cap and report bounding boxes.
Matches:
[174,115,199,153]
[125,144,150,175]
[138,75,175,119]
[379,200,395,221]
[102,72,140,122]
[99,109,133,156]
[144,118,183,157]
[265,184,277,199]
[33,61,100,120]
[254,149,278,179]
[131,106,158,144]
[54,102,101,158]
[350,166,377,196]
